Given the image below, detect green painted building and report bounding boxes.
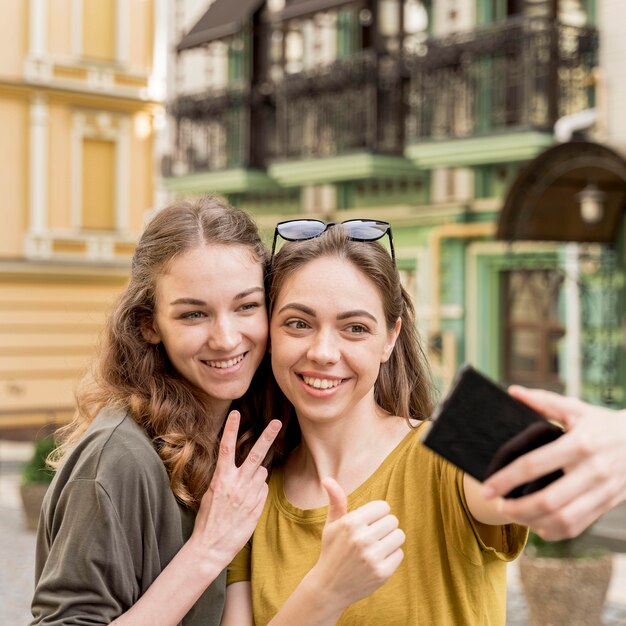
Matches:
[166,0,625,405]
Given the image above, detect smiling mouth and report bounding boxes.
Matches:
[299,375,344,390]
[203,353,246,369]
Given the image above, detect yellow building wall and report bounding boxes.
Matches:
[48,104,73,231]
[0,0,161,433]
[46,0,155,69]
[82,138,117,230]
[0,97,28,256]
[83,0,116,63]
[0,0,27,77]
[130,116,155,232]
[48,0,73,59]
[130,0,154,69]
[0,273,128,429]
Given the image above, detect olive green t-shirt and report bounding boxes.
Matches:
[229,424,527,625]
[31,408,226,625]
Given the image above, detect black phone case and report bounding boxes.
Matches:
[422,364,564,498]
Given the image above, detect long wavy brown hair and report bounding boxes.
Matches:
[52,196,271,507]
[265,226,434,462]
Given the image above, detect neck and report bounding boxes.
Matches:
[203,397,232,428]
[288,399,410,494]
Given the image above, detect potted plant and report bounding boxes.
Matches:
[20,436,56,531]
[519,530,613,626]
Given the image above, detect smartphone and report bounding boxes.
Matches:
[422,364,564,498]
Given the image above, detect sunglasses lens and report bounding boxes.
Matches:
[343,220,389,241]
[277,220,326,241]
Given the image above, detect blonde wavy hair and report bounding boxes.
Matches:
[51,196,270,507]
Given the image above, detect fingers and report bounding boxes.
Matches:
[240,419,282,479]
[373,528,406,560]
[379,547,404,578]
[251,481,269,519]
[508,386,584,428]
[536,480,618,540]
[216,410,241,467]
[348,499,391,526]
[483,432,579,499]
[247,470,269,515]
[211,411,241,487]
[322,477,348,523]
[365,511,399,541]
[498,471,617,540]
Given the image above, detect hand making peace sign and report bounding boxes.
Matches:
[190,411,282,568]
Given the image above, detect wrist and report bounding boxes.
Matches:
[303,565,348,616]
[180,536,226,584]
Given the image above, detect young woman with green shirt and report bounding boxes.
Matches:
[31,196,281,626]
[223,222,527,625]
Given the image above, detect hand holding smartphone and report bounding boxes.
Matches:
[422,365,564,498]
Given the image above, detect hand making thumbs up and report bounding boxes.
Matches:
[308,477,405,609]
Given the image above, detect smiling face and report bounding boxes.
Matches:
[270,255,400,427]
[145,244,267,416]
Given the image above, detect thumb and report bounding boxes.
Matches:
[322,477,348,524]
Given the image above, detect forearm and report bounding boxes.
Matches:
[463,474,512,526]
[112,541,224,626]
[268,568,345,626]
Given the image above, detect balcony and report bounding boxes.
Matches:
[405,16,598,143]
[167,84,253,176]
[271,50,404,161]
[165,16,598,182]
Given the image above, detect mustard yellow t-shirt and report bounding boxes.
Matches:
[229,424,527,625]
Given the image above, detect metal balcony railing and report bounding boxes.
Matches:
[165,17,598,176]
[405,16,598,141]
[167,84,252,175]
[272,50,404,160]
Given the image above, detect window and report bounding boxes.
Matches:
[82,139,116,230]
[81,0,117,62]
[501,269,565,390]
[71,112,130,233]
[403,0,430,54]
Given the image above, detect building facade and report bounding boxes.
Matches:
[0,0,167,434]
[166,0,625,406]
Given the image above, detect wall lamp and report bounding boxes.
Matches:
[577,183,606,224]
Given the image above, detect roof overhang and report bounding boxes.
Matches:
[279,0,355,20]
[497,141,626,243]
[177,0,264,52]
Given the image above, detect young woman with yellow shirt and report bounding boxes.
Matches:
[223,221,527,625]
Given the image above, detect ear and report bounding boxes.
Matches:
[140,318,161,345]
[381,317,401,363]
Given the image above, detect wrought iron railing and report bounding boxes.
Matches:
[272,50,404,160]
[166,17,598,175]
[405,16,598,141]
[167,84,252,175]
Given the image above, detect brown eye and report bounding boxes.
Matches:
[238,302,260,312]
[286,319,309,330]
[181,311,204,320]
[348,324,368,334]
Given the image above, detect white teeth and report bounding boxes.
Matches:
[302,376,341,389]
[206,354,245,369]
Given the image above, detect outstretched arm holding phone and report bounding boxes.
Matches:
[483,386,626,540]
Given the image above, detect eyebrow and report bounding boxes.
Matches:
[277,303,377,323]
[234,287,265,301]
[170,286,264,306]
[277,303,316,317]
[337,310,377,323]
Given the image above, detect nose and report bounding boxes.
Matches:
[307,328,340,365]
[208,314,240,352]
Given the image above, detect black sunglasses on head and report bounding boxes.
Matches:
[271,219,395,263]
